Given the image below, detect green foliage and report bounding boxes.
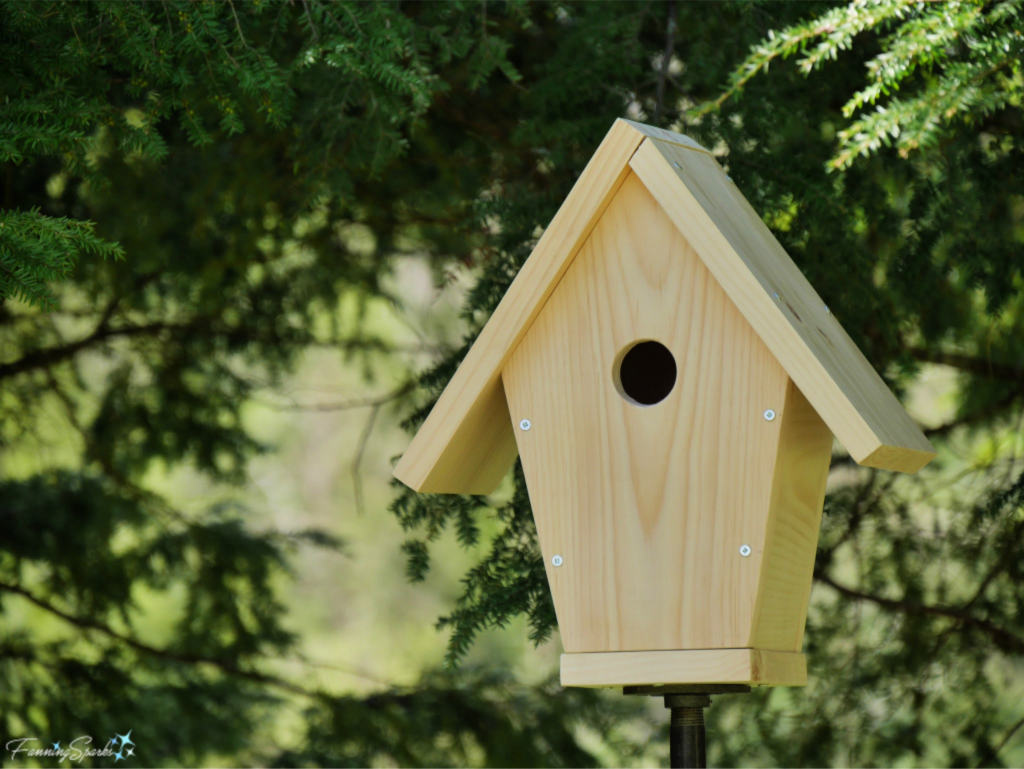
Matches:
[3,0,1024,766]
[0,471,328,766]
[0,2,654,765]
[0,0,515,308]
[711,0,1024,168]
[393,1,1024,766]
[702,467,1024,767]
[393,464,556,667]
[0,210,124,309]
[276,669,649,768]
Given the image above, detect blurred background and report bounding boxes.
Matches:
[1,1,1023,766]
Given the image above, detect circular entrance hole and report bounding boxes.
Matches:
[614,340,677,406]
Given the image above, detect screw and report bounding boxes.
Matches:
[673,161,681,169]
[552,555,563,567]
[773,292,781,302]
[519,419,532,431]
[824,305,830,314]
[726,175,733,182]
[739,545,752,557]
[763,409,776,421]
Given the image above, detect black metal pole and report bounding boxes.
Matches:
[623,684,751,769]
[666,693,709,768]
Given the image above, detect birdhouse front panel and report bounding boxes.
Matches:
[502,171,829,655]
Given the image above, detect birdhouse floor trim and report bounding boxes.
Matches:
[559,649,807,688]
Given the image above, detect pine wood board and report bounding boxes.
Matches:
[560,649,808,688]
[617,120,712,154]
[502,172,790,653]
[628,138,935,473]
[394,120,655,493]
[748,381,834,650]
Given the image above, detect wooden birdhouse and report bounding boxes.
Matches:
[394,120,935,690]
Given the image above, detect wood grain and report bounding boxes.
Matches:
[394,119,654,493]
[629,139,935,473]
[748,381,834,650]
[560,649,807,687]
[617,120,712,154]
[502,172,790,653]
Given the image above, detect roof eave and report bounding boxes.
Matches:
[394,119,672,493]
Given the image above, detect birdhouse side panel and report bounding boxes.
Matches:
[413,379,519,494]
[502,172,790,653]
[748,380,834,651]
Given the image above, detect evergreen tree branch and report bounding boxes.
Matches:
[815,572,1024,655]
[0,318,181,380]
[652,0,676,125]
[830,393,1023,468]
[925,390,1024,439]
[256,381,415,412]
[351,402,381,517]
[991,714,1024,765]
[817,471,892,561]
[0,579,316,698]
[908,348,1024,381]
[706,0,1024,168]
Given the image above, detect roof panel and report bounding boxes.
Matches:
[393,120,653,493]
[629,138,935,472]
[394,121,936,494]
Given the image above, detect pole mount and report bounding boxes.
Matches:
[623,684,752,768]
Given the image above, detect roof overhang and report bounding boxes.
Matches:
[394,121,935,494]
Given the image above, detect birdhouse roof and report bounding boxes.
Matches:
[394,119,935,494]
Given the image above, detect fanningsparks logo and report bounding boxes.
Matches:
[6,730,136,763]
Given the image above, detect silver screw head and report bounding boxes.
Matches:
[773,292,781,302]
[824,305,831,314]
[519,419,532,431]
[673,161,681,169]
[739,544,752,557]
[763,409,776,421]
[551,555,563,567]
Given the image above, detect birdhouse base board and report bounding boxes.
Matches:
[560,649,806,688]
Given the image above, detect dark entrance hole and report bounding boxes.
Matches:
[615,340,677,406]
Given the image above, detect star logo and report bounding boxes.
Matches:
[105,729,137,761]
[52,742,61,750]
